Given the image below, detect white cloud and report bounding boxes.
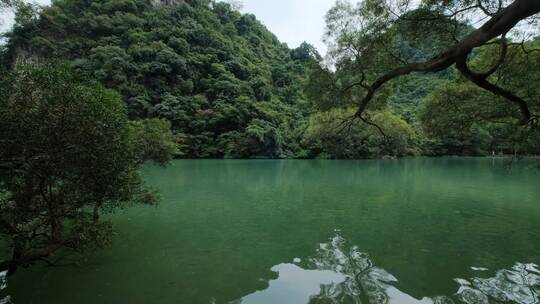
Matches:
[241,0,334,55]
[0,10,16,34]
[1,0,51,35]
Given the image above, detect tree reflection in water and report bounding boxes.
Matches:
[306,235,449,304]
[233,234,540,304]
[0,234,539,304]
[455,263,540,304]
[0,271,10,304]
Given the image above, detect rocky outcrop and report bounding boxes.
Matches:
[12,46,40,66]
[151,0,185,6]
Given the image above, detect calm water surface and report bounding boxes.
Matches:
[2,158,540,304]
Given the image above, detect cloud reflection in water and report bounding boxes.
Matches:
[232,235,540,304]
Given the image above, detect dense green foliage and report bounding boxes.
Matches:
[305,45,540,157]
[1,0,539,280]
[303,108,419,159]
[3,0,319,158]
[0,63,176,273]
[304,0,540,158]
[2,0,539,159]
[418,44,540,156]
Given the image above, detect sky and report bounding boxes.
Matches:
[241,0,334,54]
[0,0,51,32]
[0,0,335,54]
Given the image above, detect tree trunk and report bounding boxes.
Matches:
[0,244,61,276]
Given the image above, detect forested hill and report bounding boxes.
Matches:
[3,0,540,159]
[4,0,319,158]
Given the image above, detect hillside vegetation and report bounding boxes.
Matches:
[3,0,540,158]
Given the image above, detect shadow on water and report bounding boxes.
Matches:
[231,234,540,304]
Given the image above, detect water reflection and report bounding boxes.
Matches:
[229,264,346,304]
[232,235,540,304]
[455,263,540,304]
[0,271,11,304]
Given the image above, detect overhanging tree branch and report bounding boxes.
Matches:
[354,0,540,123]
[455,54,532,124]
[477,35,508,78]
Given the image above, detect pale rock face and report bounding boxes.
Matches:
[13,47,40,65]
[151,0,185,6]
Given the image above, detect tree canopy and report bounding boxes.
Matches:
[2,0,540,159]
[322,0,540,125]
[307,0,540,156]
[3,0,321,158]
[0,63,176,275]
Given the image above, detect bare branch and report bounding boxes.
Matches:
[358,114,388,140]
[477,0,496,16]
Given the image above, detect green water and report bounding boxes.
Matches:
[2,158,540,304]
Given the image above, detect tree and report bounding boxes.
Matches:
[0,63,177,275]
[0,0,39,29]
[303,108,418,159]
[419,41,540,155]
[4,0,317,159]
[324,0,540,127]
[0,0,17,10]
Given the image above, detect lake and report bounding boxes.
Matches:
[2,158,540,304]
